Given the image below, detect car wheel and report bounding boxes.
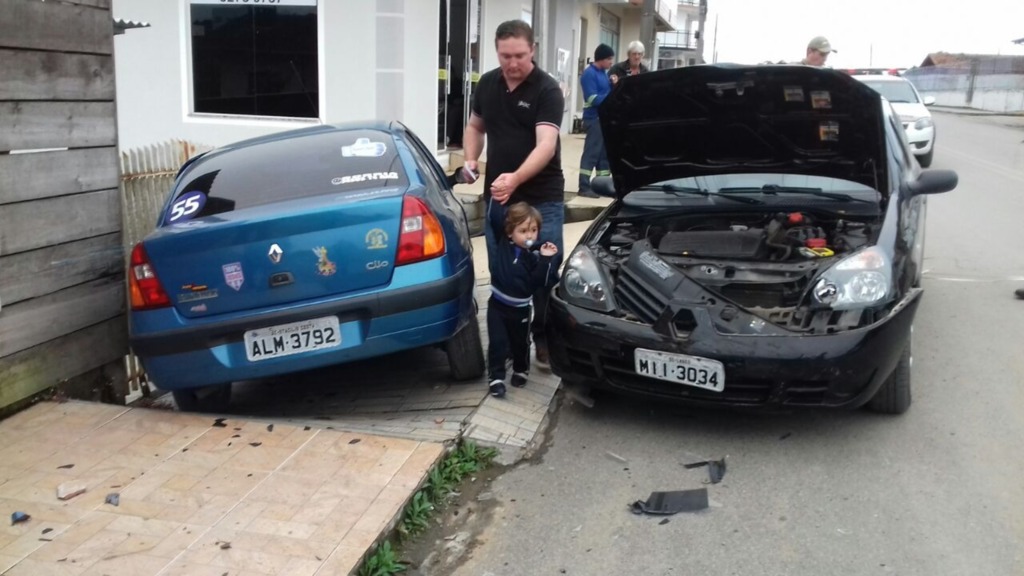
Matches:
[446,318,485,380]
[172,384,232,413]
[866,340,912,415]
[917,148,934,168]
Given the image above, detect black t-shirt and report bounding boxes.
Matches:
[471,64,565,204]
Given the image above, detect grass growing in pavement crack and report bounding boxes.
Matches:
[357,440,498,576]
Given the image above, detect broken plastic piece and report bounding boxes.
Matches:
[683,457,727,484]
[11,511,30,525]
[56,482,87,501]
[105,493,120,506]
[56,464,74,470]
[630,488,709,515]
[212,418,227,427]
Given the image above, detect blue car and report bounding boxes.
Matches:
[128,122,483,411]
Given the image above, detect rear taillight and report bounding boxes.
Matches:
[129,243,171,310]
[396,196,445,265]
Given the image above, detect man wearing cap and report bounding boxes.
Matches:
[578,43,615,198]
[802,36,836,67]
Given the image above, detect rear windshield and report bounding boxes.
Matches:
[161,129,408,225]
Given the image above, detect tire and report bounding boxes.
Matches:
[172,384,232,413]
[917,147,934,168]
[446,318,485,380]
[867,341,912,415]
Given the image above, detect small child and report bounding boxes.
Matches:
[486,201,559,398]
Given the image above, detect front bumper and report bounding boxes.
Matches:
[545,287,921,409]
[904,123,935,155]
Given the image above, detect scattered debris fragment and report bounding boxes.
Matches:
[56,464,74,470]
[630,488,709,515]
[232,434,240,438]
[683,457,727,484]
[105,493,120,507]
[304,426,311,431]
[604,451,628,464]
[212,418,227,427]
[267,424,274,432]
[779,432,792,440]
[659,519,670,525]
[348,438,361,445]
[42,528,53,535]
[249,442,262,447]
[434,417,446,424]
[11,511,30,525]
[217,540,232,550]
[57,482,87,501]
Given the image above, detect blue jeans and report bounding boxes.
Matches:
[579,118,610,191]
[485,198,564,340]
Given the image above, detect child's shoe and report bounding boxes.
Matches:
[488,379,506,398]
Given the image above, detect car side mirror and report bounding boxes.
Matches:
[592,176,615,197]
[907,169,957,197]
[923,95,936,106]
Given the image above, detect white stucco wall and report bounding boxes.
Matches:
[113,0,439,152]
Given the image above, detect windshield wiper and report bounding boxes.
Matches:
[719,184,873,203]
[636,184,764,204]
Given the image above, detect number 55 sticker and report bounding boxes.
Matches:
[167,191,207,224]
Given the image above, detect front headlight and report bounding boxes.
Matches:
[914,117,933,130]
[561,246,615,312]
[812,246,893,310]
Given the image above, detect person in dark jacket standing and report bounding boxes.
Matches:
[608,40,649,85]
[485,201,558,398]
[577,43,615,198]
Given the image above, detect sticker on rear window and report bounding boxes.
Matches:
[167,191,207,224]
[342,138,388,158]
[783,86,804,102]
[331,172,399,186]
[810,90,832,109]
[819,121,840,142]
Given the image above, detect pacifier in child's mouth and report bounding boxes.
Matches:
[525,239,534,248]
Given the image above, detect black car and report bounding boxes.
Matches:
[546,65,957,414]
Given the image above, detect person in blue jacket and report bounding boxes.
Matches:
[486,201,559,398]
[578,43,615,198]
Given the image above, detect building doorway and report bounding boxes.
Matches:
[438,0,481,150]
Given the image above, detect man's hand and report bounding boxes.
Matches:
[490,172,521,204]
[539,241,558,257]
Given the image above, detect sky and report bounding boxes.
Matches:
[703,0,1024,69]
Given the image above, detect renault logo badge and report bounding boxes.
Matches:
[268,244,283,264]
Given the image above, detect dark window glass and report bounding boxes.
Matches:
[163,129,408,225]
[190,2,318,118]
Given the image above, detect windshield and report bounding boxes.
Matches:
[623,173,881,207]
[859,79,920,104]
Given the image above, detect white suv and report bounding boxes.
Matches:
[853,75,936,167]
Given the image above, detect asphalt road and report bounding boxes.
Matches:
[448,111,1024,576]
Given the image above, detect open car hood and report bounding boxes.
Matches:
[600,65,889,197]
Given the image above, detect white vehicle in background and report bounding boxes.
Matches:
[853,74,936,167]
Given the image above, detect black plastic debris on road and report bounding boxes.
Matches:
[630,488,709,515]
[212,418,227,428]
[56,464,74,470]
[267,424,274,432]
[683,457,727,484]
[105,493,120,506]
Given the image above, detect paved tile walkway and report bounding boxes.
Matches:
[0,401,442,575]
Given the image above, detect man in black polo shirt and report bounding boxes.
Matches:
[461,19,565,368]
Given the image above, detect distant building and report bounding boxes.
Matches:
[656,0,706,69]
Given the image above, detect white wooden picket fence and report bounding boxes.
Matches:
[119,139,213,402]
